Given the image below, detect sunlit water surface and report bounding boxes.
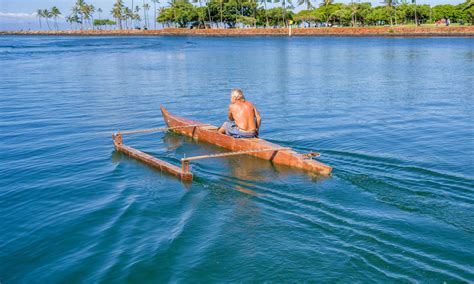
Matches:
[1,36,473,282]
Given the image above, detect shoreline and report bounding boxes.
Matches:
[1,27,473,37]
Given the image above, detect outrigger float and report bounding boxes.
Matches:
[112,105,332,182]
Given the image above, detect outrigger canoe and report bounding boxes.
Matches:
[160,105,332,176]
[112,105,332,182]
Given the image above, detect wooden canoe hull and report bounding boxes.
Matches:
[160,105,332,176]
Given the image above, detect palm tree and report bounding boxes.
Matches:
[66,13,80,30]
[204,0,213,29]
[322,0,332,7]
[47,10,54,29]
[88,5,96,29]
[251,0,258,27]
[412,0,418,25]
[274,0,295,27]
[218,0,225,28]
[133,8,142,28]
[72,0,86,29]
[66,15,73,29]
[350,0,357,26]
[192,0,212,29]
[134,5,140,27]
[322,0,333,25]
[129,7,133,28]
[152,0,159,29]
[384,0,394,26]
[298,0,313,10]
[143,2,151,28]
[80,3,93,29]
[132,0,138,22]
[79,0,87,24]
[112,0,125,29]
[37,9,43,29]
[462,0,473,24]
[51,6,61,30]
[43,9,52,30]
[71,6,80,29]
[273,0,287,27]
[98,8,103,19]
[124,7,132,28]
[131,0,135,28]
[260,0,270,27]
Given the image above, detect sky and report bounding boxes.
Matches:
[0,0,466,30]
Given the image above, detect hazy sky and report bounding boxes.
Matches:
[0,0,466,30]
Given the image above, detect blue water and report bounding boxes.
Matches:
[1,36,473,282]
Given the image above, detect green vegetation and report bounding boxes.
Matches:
[36,0,473,30]
[93,19,117,29]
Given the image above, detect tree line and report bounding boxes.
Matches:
[36,0,473,30]
[292,0,473,27]
[36,0,158,30]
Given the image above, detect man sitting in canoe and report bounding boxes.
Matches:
[217,89,261,138]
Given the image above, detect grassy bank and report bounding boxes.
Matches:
[2,26,473,37]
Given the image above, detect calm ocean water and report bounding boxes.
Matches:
[0,35,473,282]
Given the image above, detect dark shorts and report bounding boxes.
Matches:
[224,121,257,138]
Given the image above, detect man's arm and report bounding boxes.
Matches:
[228,105,234,121]
[254,107,261,130]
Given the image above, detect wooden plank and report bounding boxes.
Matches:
[113,134,193,181]
[182,147,291,162]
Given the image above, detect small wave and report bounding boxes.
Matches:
[327,150,474,233]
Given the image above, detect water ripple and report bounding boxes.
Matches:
[1,35,473,282]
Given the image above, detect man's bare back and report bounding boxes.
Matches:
[218,89,261,138]
[229,101,258,131]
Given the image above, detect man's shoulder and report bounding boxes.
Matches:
[231,101,256,111]
[244,101,255,108]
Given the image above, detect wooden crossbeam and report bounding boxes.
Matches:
[180,147,291,174]
[182,147,291,162]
